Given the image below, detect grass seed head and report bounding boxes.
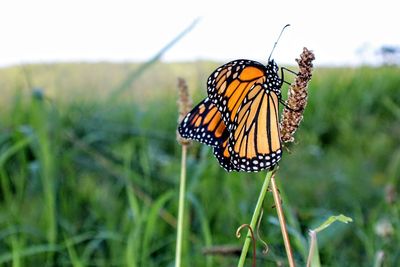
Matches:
[385,184,397,205]
[176,77,192,145]
[280,47,315,143]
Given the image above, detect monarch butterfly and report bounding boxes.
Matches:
[178,59,283,172]
[178,25,289,172]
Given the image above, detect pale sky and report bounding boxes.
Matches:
[0,0,399,67]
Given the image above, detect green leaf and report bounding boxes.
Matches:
[313,214,353,233]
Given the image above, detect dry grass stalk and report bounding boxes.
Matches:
[280,47,315,143]
[176,78,192,145]
[270,174,296,267]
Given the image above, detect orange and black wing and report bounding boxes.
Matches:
[178,97,239,171]
[178,97,228,147]
[213,139,240,172]
[207,60,269,130]
[207,59,284,172]
[228,83,282,172]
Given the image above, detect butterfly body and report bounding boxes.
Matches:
[178,59,283,172]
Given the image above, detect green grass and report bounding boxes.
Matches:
[0,62,399,266]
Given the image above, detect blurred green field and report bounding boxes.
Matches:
[0,61,399,266]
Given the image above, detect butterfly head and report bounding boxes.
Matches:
[267,59,279,74]
[265,59,283,95]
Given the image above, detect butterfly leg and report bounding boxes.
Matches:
[280,67,299,85]
[281,67,299,76]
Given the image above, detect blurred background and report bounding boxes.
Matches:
[0,0,399,266]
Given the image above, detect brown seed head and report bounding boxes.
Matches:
[176,77,192,145]
[385,184,397,205]
[280,47,315,143]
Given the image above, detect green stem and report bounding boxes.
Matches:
[175,145,188,267]
[238,171,273,267]
[306,230,320,267]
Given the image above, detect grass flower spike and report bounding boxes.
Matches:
[177,78,192,145]
[280,47,315,143]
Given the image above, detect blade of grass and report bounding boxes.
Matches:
[64,130,177,227]
[0,244,62,264]
[109,18,200,100]
[187,193,213,267]
[306,214,353,267]
[124,145,142,267]
[11,235,22,267]
[30,98,58,264]
[306,230,320,267]
[0,136,33,205]
[64,235,85,267]
[141,191,174,266]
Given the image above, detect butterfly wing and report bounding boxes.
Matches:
[207,60,269,129]
[228,83,282,172]
[178,97,239,171]
[213,139,240,172]
[207,59,283,172]
[178,97,228,146]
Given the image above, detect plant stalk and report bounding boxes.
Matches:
[306,230,320,267]
[238,171,273,267]
[175,145,188,267]
[270,174,296,267]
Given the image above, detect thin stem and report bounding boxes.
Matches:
[238,171,273,267]
[270,174,296,267]
[306,230,320,267]
[175,145,188,267]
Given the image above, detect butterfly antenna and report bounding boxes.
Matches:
[268,24,290,62]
